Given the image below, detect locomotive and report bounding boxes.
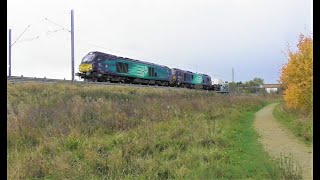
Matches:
[171,68,212,90]
[76,51,171,86]
[76,51,227,92]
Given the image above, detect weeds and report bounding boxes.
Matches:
[276,153,303,180]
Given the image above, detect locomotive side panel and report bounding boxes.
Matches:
[104,59,171,81]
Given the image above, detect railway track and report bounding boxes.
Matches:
[7,75,219,92]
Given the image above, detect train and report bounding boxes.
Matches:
[76,51,229,92]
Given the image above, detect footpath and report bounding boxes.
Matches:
[254,103,313,180]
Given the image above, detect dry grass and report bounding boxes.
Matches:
[276,153,303,180]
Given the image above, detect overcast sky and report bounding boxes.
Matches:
[7,0,312,83]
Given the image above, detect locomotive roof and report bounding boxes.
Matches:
[89,51,170,69]
[172,68,211,77]
[172,68,193,74]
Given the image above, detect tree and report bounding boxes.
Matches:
[227,81,242,92]
[243,77,264,93]
[245,77,264,86]
[252,77,264,85]
[279,34,313,113]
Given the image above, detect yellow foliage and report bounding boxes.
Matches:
[279,34,313,113]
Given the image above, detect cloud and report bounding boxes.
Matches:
[7,0,312,83]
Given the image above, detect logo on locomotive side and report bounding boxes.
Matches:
[140,66,148,77]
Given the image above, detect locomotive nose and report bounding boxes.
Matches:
[79,63,93,73]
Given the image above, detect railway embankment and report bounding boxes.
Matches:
[8,82,282,179]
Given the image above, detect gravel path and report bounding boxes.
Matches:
[254,103,313,180]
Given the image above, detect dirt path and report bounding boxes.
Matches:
[254,103,313,180]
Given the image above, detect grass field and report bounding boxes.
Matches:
[273,103,313,145]
[8,83,282,179]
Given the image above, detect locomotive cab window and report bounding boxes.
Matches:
[192,75,194,79]
[81,54,95,63]
[116,62,128,73]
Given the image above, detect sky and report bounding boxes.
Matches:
[7,0,312,83]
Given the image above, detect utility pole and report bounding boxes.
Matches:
[71,9,75,82]
[8,29,11,77]
[232,67,234,83]
[8,25,31,77]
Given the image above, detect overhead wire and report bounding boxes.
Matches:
[16,36,40,43]
[10,25,31,47]
[46,28,66,35]
[43,17,71,32]
[9,14,113,52]
[10,16,72,45]
[74,38,127,55]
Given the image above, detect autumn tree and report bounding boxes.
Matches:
[279,34,313,113]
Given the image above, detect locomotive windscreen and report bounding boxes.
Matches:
[81,54,95,63]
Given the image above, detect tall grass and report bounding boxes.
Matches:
[8,82,281,179]
[276,153,303,180]
[273,103,313,145]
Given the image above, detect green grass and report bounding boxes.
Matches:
[7,82,282,179]
[273,103,313,145]
[187,106,281,179]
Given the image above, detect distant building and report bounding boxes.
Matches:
[259,84,282,93]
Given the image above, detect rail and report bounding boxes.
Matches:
[7,75,227,93]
